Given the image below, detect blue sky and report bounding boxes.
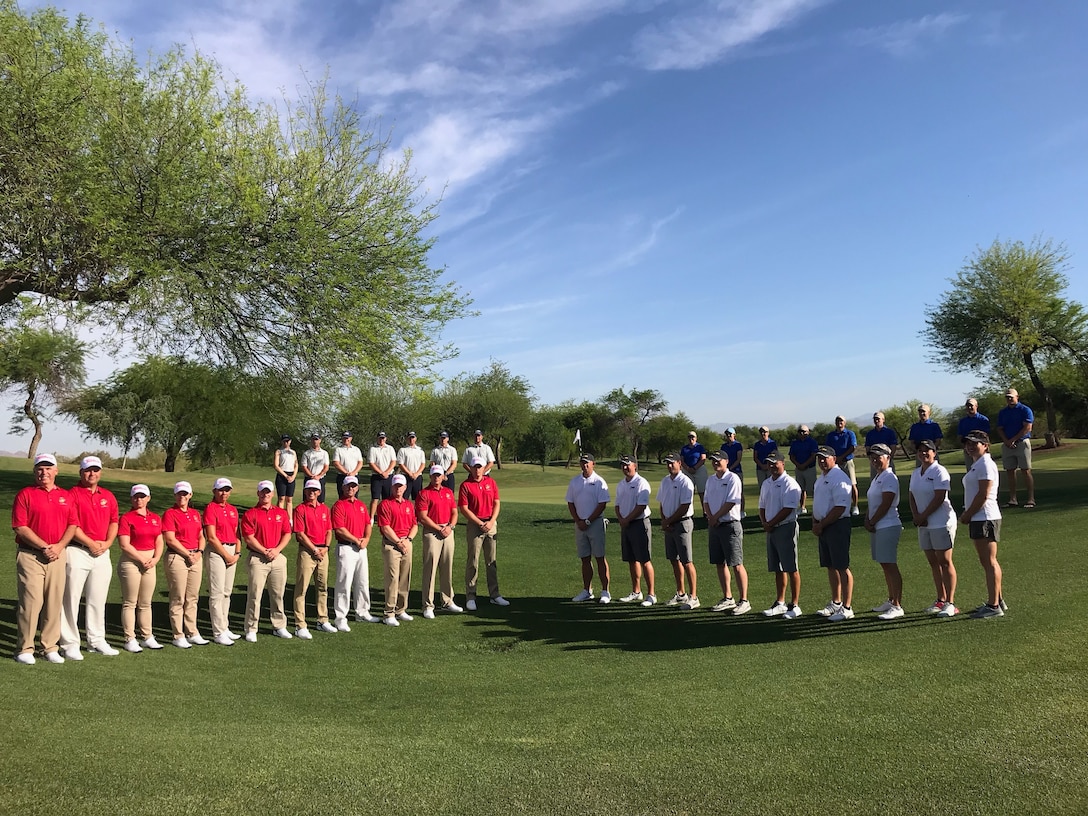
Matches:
[7,0,1088,455]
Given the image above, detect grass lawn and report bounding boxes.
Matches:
[1,448,1086,815]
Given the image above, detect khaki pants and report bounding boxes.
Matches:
[421,531,456,610]
[381,540,412,617]
[60,546,112,651]
[293,548,330,629]
[16,548,67,655]
[465,520,499,601]
[206,550,238,637]
[244,552,287,633]
[118,557,157,641]
[165,551,203,638]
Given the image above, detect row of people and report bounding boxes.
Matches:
[564,434,1007,620]
[10,453,508,664]
[273,429,497,516]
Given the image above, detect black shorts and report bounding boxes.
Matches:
[817,517,851,570]
[969,519,1001,542]
[275,473,296,498]
[620,518,652,563]
[370,473,392,500]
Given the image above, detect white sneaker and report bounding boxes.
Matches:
[710,597,736,612]
[571,589,594,602]
[335,619,351,632]
[851,507,860,516]
[396,612,413,622]
[188,634,210,646]
[816,601,842,617]
[936,603,958,617]
[491,596,511,607]
[619,591,644,603]
[783,605,803,619]
[640,594,657,607]
[171,637,192,649]
[88,643,120,656]
[443,602,464,613]
[871,599,895,613]
[423,608,435,619]
[318,621,337,633]
[666,592,688,607]
[141,637,163,650]
[226,631,242,641]
[763,601,788,617]
[466,599,478,611]
[272,628,293,639]
[924,600,946,614]
[732,600,752,615]
[44,651,65,664]
[63,648,84,661]
[295,627,313,640]
[878,604,905,620]
[355,613,378,623]
[213,633,234,646]
[123,639,142,653]
[598,591,612,605]
[680,596,701,610]
[382,616,400,627]
[829,606,855,622]
[740,512,747,519]
[243,632,257,643]
[14,652,35,665]
[799,507,808,515]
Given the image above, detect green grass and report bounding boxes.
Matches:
[1,448,1086,815]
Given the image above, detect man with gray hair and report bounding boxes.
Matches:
[957,398,991,470]
[566,453,611,603]
[908,404,943,460]
[788,425,818,516]
[658,454,698,609]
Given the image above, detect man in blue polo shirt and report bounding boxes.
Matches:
[826,416,859,516]
[865,411,899,476]
[788,425,818,515]
[720,428,745,518]
[997,388,1035,508]
[680,431,708,511]
[908,404,943,461]
[957,398,991,469]
[752,426,778,490]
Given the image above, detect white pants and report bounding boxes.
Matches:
[60,546,113,650]
[334,543,371,622]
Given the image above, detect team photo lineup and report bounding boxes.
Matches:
[12,390,1035,664]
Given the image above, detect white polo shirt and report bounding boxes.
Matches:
[368,444,396,472]
[615,474,651,519]
[334,444,363,474]
[759,472,801,525]
[909,462,954,528]
[867,469,902,529]
[963,454,1001,521]
[656,473,694,519]
[565,472,610,518]
[704,470,742,521]
[812,466,852,521]
[396,445,427,476]
[463,443,496,465]
[430,445,458,471]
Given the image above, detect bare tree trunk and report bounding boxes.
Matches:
[23,390,42,460]
[1024,352,1061,445]
[495,436,503,469]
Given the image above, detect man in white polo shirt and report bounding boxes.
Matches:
[658,454,698,610]
[759,451,803,619]
[396,431,428,500]
[703,451,749,614]
[614,455,655,606]
[368,431,397,518]
[462,429,496,477]
[566,453,611,603]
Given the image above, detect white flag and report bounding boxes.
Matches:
[573,429,582,445]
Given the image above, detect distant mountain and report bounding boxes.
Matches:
[0,449,27,458]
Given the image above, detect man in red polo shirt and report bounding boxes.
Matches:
[60,455,121,659]
[204,477,242,645]
[376,474,417,626]
[293,479,336,638]
[331,476,375,630]
[11,454,76,664]
[416,465,462,618]
[458,456,509,611]
[241,480,293,641]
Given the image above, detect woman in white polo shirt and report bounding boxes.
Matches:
[960,430,1006,619]
[909,440,958,617]
[865,444,904,620]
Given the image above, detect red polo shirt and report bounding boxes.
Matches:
[458,477,499,520]
[163,507,203,550]
[416,485,456,526]
[331,498,371,541]
[241,504,291,550]
[376,497,416,539]
[12,485,72,546]
[68,485,119,541]
[293,502,333,546]
[203,501,239,544]
[119,510,163,551]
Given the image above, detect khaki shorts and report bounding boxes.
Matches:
[1001,439,1032,471]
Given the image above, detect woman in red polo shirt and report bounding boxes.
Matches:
[117,484,165,652]
[163,481,209,649]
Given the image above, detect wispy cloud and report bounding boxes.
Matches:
[633,0,826,71]
[603,207,684,271]
[847,13,969,58]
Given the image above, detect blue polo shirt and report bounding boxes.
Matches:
[720,440,743,472]
[788,436,819,468]
[908,419,943,444]
[826,429,856,461]
[957,413,990,440]
[680,442,706,469]
[865,427,898,448]
[997,402,1033,440]
[753,438,778,464]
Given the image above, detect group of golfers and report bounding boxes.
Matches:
[11,414,1013,664]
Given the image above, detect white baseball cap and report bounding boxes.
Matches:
[391,474,407,486]
[130,484,150,497]
[212,477,233,491]
[257,480,275,493]
[343,475,359,486]
[304,479,321,490]
[173,481,193,494]
[429,464,445,475]
[80,455,103,470]
[34,453,57,467]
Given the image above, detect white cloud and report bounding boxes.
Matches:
[847,13,969,58]
[633,0,826,71]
